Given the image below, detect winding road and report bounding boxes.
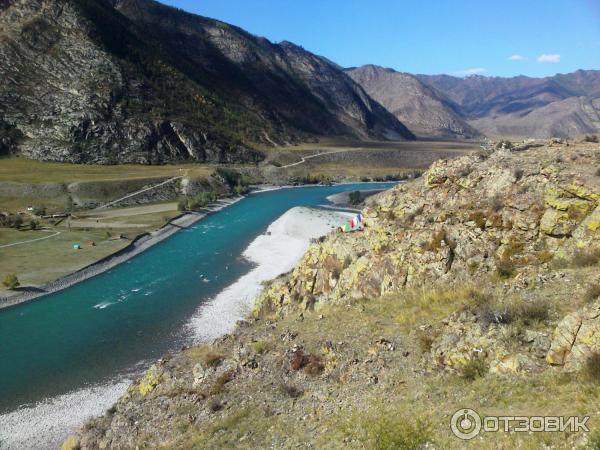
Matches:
[277,149,358,168]
[0,230,62,249]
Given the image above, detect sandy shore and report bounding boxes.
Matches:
[188,206,352,342]
[0,197,242,310]
[0,206,351,450]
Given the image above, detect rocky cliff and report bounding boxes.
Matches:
[67,139,600,448]
[347,65,481,139]
[0,0,413,164]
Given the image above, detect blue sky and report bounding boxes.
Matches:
[162,0,600,78]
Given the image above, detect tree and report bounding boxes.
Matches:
[29,219,39,230]
[2,273,20,290]
[349,190,363,206]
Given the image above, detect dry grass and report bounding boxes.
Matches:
[0,157,214,183]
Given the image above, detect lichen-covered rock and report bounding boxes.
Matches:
[258,142,600,315]
[547,302,600,370]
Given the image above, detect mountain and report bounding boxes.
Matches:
[346,65,481,139]
[417,70,600,139]
[0,0,413,164]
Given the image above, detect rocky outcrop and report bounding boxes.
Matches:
[256,141,600,315]
[0,0,412,165]
[547,301,600,370]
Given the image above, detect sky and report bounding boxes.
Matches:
[161,0,600,78]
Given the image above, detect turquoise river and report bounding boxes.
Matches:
[0,183,394,414]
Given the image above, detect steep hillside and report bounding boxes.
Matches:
[347,65,481,139]
[470,96,600,139]
[0,0,412,164]
[68,139,600,449]
[418,71,600,139]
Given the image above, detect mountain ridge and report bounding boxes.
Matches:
[0,0,413,164]
[346,65,482,139]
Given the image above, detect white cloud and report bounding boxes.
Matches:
[452,67,486,77]
[537,54,561,63]
[508,54,527,61]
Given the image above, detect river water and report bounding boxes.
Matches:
[0,183,393,416]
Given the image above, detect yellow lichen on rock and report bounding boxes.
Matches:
[138,366,161,397]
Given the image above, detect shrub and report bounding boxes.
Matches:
[583,352,600,383]
[508,299,549,324]
[210,370,235,395]
[280,383,303,398]
[495,257,516,279]
[596,168,600,177]
[209,398,223,412]
[32,205,46,216]
[584,284,600,303]
[2,273,20,290]
[422,229,455,252]
[572,249,600,268]
[290,349,308,371]
[304,355,325,376]
[460,356,488,381]
[349,190,363,206]
[513,168,524,181]
[468,211,487,230]
[29,219,39,230]
[201,352,223,368]
[252,340,269,354]
[343,408,432,450]
[416,332,435,353]
[583,134,599,143]
[489,194,504,212]
[481,298,549,326]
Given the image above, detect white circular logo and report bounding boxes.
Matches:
[451,408,481,440]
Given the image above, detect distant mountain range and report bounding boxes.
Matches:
[0,0,598,165]
[346,65,481,139]
[347,65,600,140]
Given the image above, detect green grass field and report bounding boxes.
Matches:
[0,204,181,295]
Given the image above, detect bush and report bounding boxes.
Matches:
[280,383,303,398]
[304,355,325,376]
[583,134,599,143]
[200,351,223,368]
[572,249,600,268]
[252,340,269,354]
[513,168,524,181]
[178,191,219,211]
[2,273,20,290]
[29,219,39,230]
[489,194,504,212]
[348,190,363,206]
[460,356,488,381]
[343,408,432,450]
[213,167,250,190]
[481,298,549,326]
[468,211,487,230]
[495,257,516,279]
[583,352,600,383]
[417,332,435,353]
[210,370,235,395]
[584,284,600,303]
